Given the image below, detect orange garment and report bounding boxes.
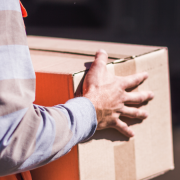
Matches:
[0,171,32,180]
[19,1,28,18]
[0,3,31,180]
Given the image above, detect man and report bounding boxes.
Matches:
[0,0,154,177]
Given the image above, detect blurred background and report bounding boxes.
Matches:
[22,0,180,179]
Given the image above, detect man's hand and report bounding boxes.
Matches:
[83,49,154,138]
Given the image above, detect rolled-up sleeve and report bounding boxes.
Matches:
[0,0,97,176]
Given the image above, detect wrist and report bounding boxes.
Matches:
[83,92,97,109]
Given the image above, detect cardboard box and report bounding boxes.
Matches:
[28,36,174,180]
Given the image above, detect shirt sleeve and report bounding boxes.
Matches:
[0,0,97,176]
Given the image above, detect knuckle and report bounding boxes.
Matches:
[134,110,139,118]
[98,59,107,66]
[120,78,127,89]
[135,78,140,85]
[121,122,128,130]
[121,103,125,109]
[121,82,127,89]
[110,119,118,127]
[93,60,106,69]
[122,125,129,133]
[122,93,127,102]
[138,96,144,103]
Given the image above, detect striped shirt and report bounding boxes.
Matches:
[0,0,97,176]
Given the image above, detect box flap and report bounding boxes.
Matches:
[30,49,116,75]
[27,36,162,60]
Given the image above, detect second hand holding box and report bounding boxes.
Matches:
[28,36,174,180]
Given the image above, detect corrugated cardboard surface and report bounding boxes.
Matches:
[134,49,173,179]
[114,139,136,180]
[28,36,174,180]
[77,49,173,180]
[27,36,161,59]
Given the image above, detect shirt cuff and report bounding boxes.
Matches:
[58,97,97,144]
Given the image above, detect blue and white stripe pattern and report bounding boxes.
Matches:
[0,0,97,176]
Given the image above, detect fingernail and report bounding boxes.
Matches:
[98,49,108,56]
[131,131,135,137]
[144,72,149,78]
[150,92,154,99]
[145,112,148,117]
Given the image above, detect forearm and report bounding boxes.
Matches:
[0,98,97,176]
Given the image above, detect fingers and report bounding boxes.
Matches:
[87,49,108,78]
[121,72,148,90]
[94,49,108,66]
[113,119,134,137]
[121,106,148,119]
[124,91,154,104]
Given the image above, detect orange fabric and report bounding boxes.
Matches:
[21,172,32,180]
[31,146,79,180]
[30,73,79,180]
[0,175,17,180]
[19,1,28,18]
[0,172,32,180]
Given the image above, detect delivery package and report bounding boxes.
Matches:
[27,36,174,180]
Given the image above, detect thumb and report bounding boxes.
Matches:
[95,49,108,65]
